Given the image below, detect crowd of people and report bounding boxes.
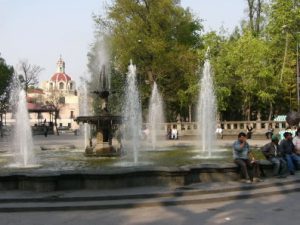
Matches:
[233,128,300,183]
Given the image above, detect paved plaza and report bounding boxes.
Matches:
[0,172,299,225]
[1,134,300,225]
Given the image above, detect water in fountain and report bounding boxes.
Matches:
[79,82,91,148]
[197,52,217,157]
[9,78,37,167]
[89,38,111,93]
[123,61,142,163]
[148,82,165,150]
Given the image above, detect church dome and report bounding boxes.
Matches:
[50,56,72,82]
[50,73,71,82]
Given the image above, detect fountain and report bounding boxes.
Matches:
[75,65,122,156]
[148,82,165,150]
[79,82,91,148]
[9,76,38,167]
[123,62,142,163]
[0,51,251,192]
[197,49,217,157]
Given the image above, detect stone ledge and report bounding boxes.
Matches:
[0,162,275,192]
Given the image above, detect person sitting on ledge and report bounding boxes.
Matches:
[279,132,300,175]
[292,128,300,156]
[233,132,263,183]
[262,135,287,178]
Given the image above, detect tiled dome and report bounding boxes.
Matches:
[50,73,71,82]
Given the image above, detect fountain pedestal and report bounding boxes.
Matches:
[76,114,122,157]
[92,131,120,156]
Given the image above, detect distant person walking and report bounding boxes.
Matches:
[0,120,3,137]
[43,125,48,138]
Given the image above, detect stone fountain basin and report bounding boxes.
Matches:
[40,144,76,151]
[0,146,272,192]
[0,164,240,192]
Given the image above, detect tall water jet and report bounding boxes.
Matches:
[79,82,91,148]
[148,82,165,150]
[9,77,36,167]
[88,38,111,94]
[197,49,217,157]
[123,62,142,163]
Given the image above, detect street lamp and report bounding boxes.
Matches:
[296,32,300,111]
[281,25,300,111]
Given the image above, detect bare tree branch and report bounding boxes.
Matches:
[18,59,43,93]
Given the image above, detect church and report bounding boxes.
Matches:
[27,56,80,133]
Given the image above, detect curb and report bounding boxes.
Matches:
[0,177,300,212]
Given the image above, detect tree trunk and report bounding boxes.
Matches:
[247,0,255,33]
[247,0,263,36]
[55,110,60,136]
[255,0,262,35]
[147,70,154,84]
[247,101,251,121]
[268,102,273,121]
[188,104,192,122]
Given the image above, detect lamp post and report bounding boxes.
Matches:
[297,33,300,111]
[281,25,300,111]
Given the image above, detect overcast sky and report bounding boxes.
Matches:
[0,0,246,85]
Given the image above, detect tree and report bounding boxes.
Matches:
[0,55,14,120]
[265,0,300,112]
[46,89,65,135]
[17,59,43,94]
[93,0,203,121]
[245,0,266,36]
[211,31,278,121]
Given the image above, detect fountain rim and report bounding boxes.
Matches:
[75,115,122,124]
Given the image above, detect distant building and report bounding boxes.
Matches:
[5,56,80,133]
[41,57,77,95]
[39,56,79,130]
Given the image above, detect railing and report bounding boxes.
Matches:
[150,120,289,136]
[3,118,289,137]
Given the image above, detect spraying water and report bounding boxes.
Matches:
[9,77,36,167]
[89,38,111,93]
[197,50,217,157]
[79,82,91,148]
[123,61,142,163]
[148,82,165,150]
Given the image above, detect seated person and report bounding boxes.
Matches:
[279,132,300,175]
[233,132,262,183]
[262,135,287,178]
[265,125,274,139]
[142,126,150,140]
[215,125,223,139]
[292,128,300,156]
[246,125,253,139]
[171,126,178,139]
[166,128,172,140]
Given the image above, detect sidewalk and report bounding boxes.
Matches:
[1,135,299,224]
[0,172,300,211]
[0,172,300,224]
